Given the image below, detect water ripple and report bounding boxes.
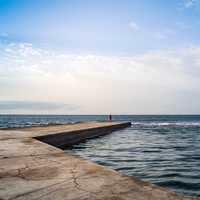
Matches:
[67,123,200,197]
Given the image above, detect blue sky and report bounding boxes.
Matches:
[1,0,200,54]
[1,0,200,114]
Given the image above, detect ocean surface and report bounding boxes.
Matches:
[1,115,200,196]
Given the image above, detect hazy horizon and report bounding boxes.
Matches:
[1,0,200,114]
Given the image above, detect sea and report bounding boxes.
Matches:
[1,115,200,196]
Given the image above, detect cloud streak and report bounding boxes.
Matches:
[0,101,78,110]
[128,21,139,31]
[154,28,176,40]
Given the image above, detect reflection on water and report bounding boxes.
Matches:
[66,123,200,196]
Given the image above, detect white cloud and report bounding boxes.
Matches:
[183,0,199,8]
[177,0,199,10]
[1,42,200,114]
[128,21,139,31]
[184,0,196,8]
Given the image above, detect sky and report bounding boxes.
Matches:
[0,0,200,114]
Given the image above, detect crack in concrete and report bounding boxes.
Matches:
[0,164,40,182]
[70,162,101,197]
[16,165,30,180]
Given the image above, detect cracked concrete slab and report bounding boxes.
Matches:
[0,121,199,200]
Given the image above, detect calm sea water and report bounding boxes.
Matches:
[1,115,200,196]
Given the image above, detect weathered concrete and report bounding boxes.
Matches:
[0,121,199,200]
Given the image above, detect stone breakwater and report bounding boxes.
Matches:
[0,121,199,200]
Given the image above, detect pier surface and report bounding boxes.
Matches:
[0,121,199,200]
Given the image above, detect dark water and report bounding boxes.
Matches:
[1,115,200,196]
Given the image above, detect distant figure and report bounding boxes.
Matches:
[109,114,112,121]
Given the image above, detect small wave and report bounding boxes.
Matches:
[0,121,75,129]
[131,121,200,127]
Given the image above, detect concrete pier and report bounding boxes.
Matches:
[0,121,199,200]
